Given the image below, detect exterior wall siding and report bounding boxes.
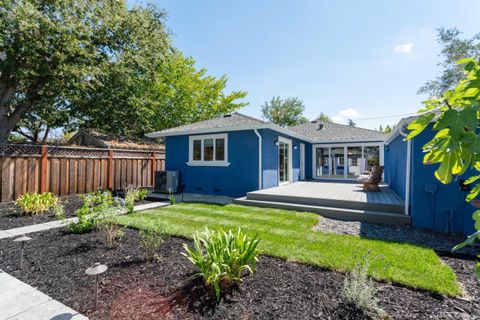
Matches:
[165,130,259,197]
[386,124,475,235]
[259,129,307,189]
[384,134,407,200]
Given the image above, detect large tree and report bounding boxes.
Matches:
[76,52,247,137]
[261,96,308,127]
[419,28,480,97]
[0,0,171,144]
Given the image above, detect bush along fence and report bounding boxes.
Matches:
[0,144,165,202]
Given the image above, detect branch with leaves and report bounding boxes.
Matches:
[407,57,480,277]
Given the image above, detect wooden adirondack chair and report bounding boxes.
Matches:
[360,165,384,192]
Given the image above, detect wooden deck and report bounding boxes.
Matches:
[234,181,410,225]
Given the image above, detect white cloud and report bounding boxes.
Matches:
[394,43,413,54]
[331,116,348,124]
[339,108,360,118]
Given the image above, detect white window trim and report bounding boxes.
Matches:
[187,133,230,167]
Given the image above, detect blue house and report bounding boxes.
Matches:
[384,117,476,235]
[147,112,475,235]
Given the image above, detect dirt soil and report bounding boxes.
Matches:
[0,228,478,320]
[0,196,83,230]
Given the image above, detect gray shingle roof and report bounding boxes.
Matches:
[147,112,386,143]
[288,120,386,142]
[147,113,266,137]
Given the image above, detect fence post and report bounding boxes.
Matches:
[40,145,48,193]
[151,152,156,187]
[108,150,114,190]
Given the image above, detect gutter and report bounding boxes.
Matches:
[254,129,262,189]
[399,127,412,216]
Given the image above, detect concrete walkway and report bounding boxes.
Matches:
[0,270,87,320]
[0,202,168,240]
[0,201,168,319]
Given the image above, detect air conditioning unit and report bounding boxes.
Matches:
[154,171,179,193]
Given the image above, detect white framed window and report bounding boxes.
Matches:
[187,133,230,166]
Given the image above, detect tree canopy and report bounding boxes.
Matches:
[418,28,480,97]
[317,112,332,123]
[0,0,246,143]
[261,96,308,127]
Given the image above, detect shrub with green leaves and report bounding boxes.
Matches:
[97,219,124,248]
[182,228,260,300]
[68,190,127,234]
[139,228,167,262]
[342,255,387,319]
[137,188,148,201]
[15,192,59,215]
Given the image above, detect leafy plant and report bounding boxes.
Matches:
[342,254,387,319]
[97,220,124,248]
[182,228,260,300]
[138,188,148,201]
[15,192,59,215]
[407,57,480,277]
[68,191,127,234]
[139,228,167,263]
[54,204,66,220]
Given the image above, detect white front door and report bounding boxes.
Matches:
[278,136,292,185]
[300,143,305,180]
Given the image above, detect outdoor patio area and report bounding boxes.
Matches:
[234,181,409,224]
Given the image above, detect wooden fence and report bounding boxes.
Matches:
[0,144,165,202]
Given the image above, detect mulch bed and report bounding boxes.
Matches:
[0,197,155,231]
[0,196,83,230]
[0,228,478,320]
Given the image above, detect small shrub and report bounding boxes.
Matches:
[97,220,124,248]
[54,204,66,220]
[139,228,167,263]
[169,195,176,205]
[16,192,59,215]
[342,255,388,319]
[182,228,260,300]
[68,191,127,234]
[137,188,148,201]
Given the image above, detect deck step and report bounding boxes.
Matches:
[233,197,411,225]
[245,192,404,214]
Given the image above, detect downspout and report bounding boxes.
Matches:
[399,127,411,216]
[254,129,262,189]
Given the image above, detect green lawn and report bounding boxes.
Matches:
[115,203,461,296]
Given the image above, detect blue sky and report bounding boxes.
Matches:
[132,0,479,129]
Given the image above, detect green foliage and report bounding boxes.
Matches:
[419,28,480,97]
[97,220,124,248]
[54,204,66,220]
[182,228,260,300]
[139,228,167,263]
[15,192,59,215]
[342,254,388,320]
[68,190,126,233]
[169,195,177,205]
[138,189,149,201]
[318,112,332,123]
[261,96,308,127]
[408,57,480,278]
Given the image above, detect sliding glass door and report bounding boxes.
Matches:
[314,144,382,179]
[278,137,292,184]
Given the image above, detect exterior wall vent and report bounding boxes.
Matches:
[318,123,324,130]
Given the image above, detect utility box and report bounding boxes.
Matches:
[154,171,179,193]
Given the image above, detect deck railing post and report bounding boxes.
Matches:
[40,145,48,193]
[108,150,114,190]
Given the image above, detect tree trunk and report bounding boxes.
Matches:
[0,104,30,144]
